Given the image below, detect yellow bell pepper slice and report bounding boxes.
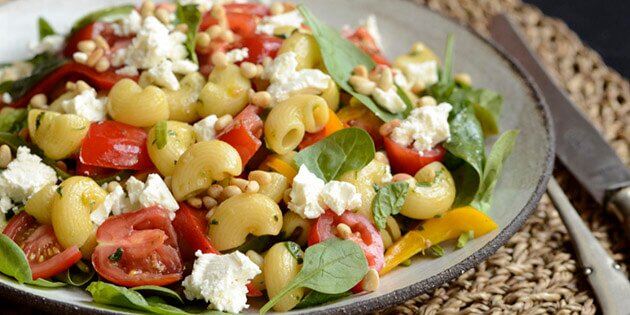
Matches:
[380,206,498,275]
[263,156,298,182]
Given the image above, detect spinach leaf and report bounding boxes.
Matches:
[234,235,274,254]
[471,130,519,212]
[0,132,71,180]
[396,84,414,118]
[293,128,375,182]
[56,264,95,286]
[456,230,474,249]
[260,238,368,314]
[371,181,409,230]
[1,58,67,100]
[295,290,351,309]
[69,5,135,35]
[94,170,133,186]
[38,17,56,39]
[27,278,67,288]
[154,121,168,149]
[175,4,201,65]
[131,285,184,304]
[0,234,32,283]
[471,89,502,136]
[443,105,485,178]
[298,5,401,122]
[449,162,480,207]
[0,108,28,133]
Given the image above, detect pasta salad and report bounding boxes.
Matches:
[0,1,518,314]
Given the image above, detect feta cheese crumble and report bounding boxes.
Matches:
[288,165,326,219]
[401,61,438,87]
[256,10,304,35]
[111,10,143,36]
[125,174,179,218]
[372,87,407,114]
[28,34,65,55]
[320,181,362,215]
[61,88,108,122]
[391,102,453,153]
[193,115,218,142]
[262,52,331,105]
[225,48,249,63]
[0,146,57,213]
[90,185,131,225]
[1,92,12,104]
[182,250,261,314]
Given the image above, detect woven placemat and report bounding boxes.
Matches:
[378,0,629,314]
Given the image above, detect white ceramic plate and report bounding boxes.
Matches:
[0,0,554,313]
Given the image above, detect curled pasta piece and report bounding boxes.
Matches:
[164,72,205,123]
[277,32,322,70]
[246,250,266,291]
[51,176,107,258]
[147,121,196,176]
[253,171,289,203]
[263,242,305,312]
[207,193,283,251]
[379,216,402,249]
[198,64,251,118]
[107,78,169,127]
[400,161,456,219]
[339,159,391,221]
[320,78,340,111]
[27,109,90,160]
[171,140,242,200]
[280,211,311,246]
[24,183,57,225]
[264,94,329,154]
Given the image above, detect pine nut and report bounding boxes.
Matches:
[0,145,12,168]
[251,91,271,108]
[155,8,171,24]
[77,40,96,53]
[270,2,284,15]
[352,64,368,77]
[187,197,203,209]
[196,32,211,49]
[106,181,121,193]
[73,52,88,64]
[202,196,218,209]
[30,94,47,108]
[336,223,353,239]
[175,23,189,33]
[230,178,249,191]
[94,35,110,51]
[244,180,260,193]
[65,81,77,91]
[205,206,217,220]
[392,173,413,182]
[214,114,233,131]
[95,57,110,73]
[246,250,264,267]
[140,0,155,17]
[418,95,437,107]
[207,25,223,39]
[220,30,234,43]
[221,185,242,200]
[454,73,472,86]
[55,160,68,172]
[207,184,224,199]
[410,81,425,95]
[211,51,228,69]
[76,80,91,92]
[248,170,272,186]
[349,75,376,95]
[262,56,272,67]
[378,119,400,137]
[362,269,380,292]
[87,48,104,67]
[410,42,425,55]
[378,67,393,90]
[240,62,258,79]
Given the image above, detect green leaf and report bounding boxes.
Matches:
[94,170,134,186]
[131,285,184,304]
[87,281,149,312]
[0,234,32,283]
[449,162,480,207]
[234,235,274,254]
[0,132,71,180]
[298,5,400,122]
[108,247,124,261]
[1,58,67,100]
[295,290,351,309]
[293,128,375,182]
[38,17,56,39]
[440,34,455,85]
[154,121,168,149]
[396,84,414,118]
[260,238,368,314]
[471,130,519,212]
[371,181,409,230]
[175,4,201,65]
[70,5,135,35]
[471,89,502,136]
[428,244,445,257]
[0,108,27,133]
[456,230,474,249]
[55,264,95,286]
[284,241,304,264]
[27,278,67,288]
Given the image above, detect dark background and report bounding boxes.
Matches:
[524,0,630,79]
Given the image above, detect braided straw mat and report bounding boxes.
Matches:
[1,0,629,314]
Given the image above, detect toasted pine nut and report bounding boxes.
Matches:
[196,32,211,49]
[378,67,394,90]
[175,23,189,33]
[410,81,425,95]
[0,145,12,168]
[353,64,368,77]
[220,30,234,43]
[362,269,380,292]
[187,197,203,209]
[336,223,353,239]
[392,173,413,182]
[378,119,400,137]
[221,185,242,200]
[410,42,425,55]
[94,35,110,51]
[73,52,88,64]
[454,73,472,86]
[30,94,47,108]
[207,25,223,39]
[77,40,96,53]
[207,184,224,199]
[349,75,376,95]
[155,8,171,24]
[205,206,217,220]
[211,51,228,69]
[65,81,77,91]
[140,0,155,17]
[270,2,284,15]
[240,62,258,79]
[418,95,437,107]
[244,180,260,193]
[251,91,272,108]
[202,196,218,209]
[76,80,91,92]
[214,114,233,131]
[248,170,272,186]
[230,178,249,191]
[95,57,110,73]
[262,56,272,67]
[87,48,104,67]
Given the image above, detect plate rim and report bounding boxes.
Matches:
[0,0,555,314]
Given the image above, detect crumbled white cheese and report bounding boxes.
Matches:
[0,146,57,213]
[172,59,198,74]
[256,10,304,35]
[73,52,89,64]
[1,92,12,104]
[115,65,140,77]
[61,88,108,122]
[0,196,13,215]
[320,181,362,215]
[288,164,326,219]
[193,115,218,142]
[225,48,249,63]
[373,87,407,114]
[112,10,143,36]
[262,52,331,105]
[392,68,410,89]
[126,174,179,219]
[391,102,452,153]
[147,60,180,91]
[182,250,261,314]
[90,185,131,225]
[28,34,65,55]
[382,165,393,183]
[363,15,384,51]
[402,61,438,87]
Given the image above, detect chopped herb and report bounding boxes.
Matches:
[108,248,123,262]
[55,185,63,197]
[37,17,56,39]
[400,259,412,267]
[456,230,474,249]
[35,111,45,131]
[210,219,218,225]
[428,245,445,257]
[273,215,279,222]
[175,4,201,64]
[154,121,168,149]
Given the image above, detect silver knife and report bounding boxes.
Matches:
[488,14,630,240]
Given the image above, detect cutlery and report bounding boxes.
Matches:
[489,14,630,315]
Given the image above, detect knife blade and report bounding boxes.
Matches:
[488,14,630,237]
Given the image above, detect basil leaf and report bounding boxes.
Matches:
[175,4,201,65]
[294,128,375,182]
[0,108,27,133]
[0,132,71,180]
[456,230,474,249]
[2,58,66,100]
[55,264,95,286]
[428,244,445,257]
[234,235,274,254]
[27,278,67,288]
[471,130,519,212]
[70,5,135,35]
[396,84,414,118]
[131,285,184,304]
[298,5,400,122]
[154,121,168,149]
[295,290,351,309]
[108,247,124,261]
[38,17,56,39]
[260,238,368,314]
[0,234,32,283]
[371,182,409,230]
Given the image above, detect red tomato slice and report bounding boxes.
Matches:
[79,120,154,171]
[172,202,218,261]
[217,105,263,166]
[309,211,384,272]
[240,34,283,65]
[346,26,390,66]
[200,12,257,38]
[3,212,82,280]
[92,206,183,287]
[76,160,117,178]
[64,22,133,58]
[224,3,270,17]
[383,136,446,175]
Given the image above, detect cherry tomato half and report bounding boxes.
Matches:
[384,136,446,175]
[92,206,183,287]
[346,26,390,66]
[3,212,82,280]
[240,34,283,64]
[172,202,218,262]
[224,3,270,17]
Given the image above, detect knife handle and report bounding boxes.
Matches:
[608,186,630,242]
